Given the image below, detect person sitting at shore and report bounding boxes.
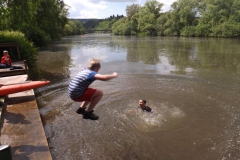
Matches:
[0,50,12,69]
[138,99,153,112]
[0,50,23,70]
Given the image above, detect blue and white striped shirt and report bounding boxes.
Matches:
[68,68,97,100]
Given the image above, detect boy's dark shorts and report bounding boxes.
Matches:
[74,88,96,102]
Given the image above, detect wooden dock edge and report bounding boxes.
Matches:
[0,75,52,160]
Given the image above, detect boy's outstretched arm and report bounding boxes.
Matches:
[94,72,118,81]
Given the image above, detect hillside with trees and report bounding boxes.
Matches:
[82,14,124,32]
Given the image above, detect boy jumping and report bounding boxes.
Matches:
[68,58,118,120]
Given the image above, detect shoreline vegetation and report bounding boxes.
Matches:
[92,0,240,38]
[0,0,240,78]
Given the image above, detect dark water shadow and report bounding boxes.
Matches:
[6,95,35,105]
[11,145,50,160]
[2,110,31,125]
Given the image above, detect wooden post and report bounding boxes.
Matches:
[23,60,29,76]
[17,45,21,60]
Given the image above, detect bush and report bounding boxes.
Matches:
[123,23,132,35]
[63,24,73,36]
[195,24,211,37]
[164,28,179,36]
[21,25,50,47]
[112,18,126,35]
[181,26,196,36]
[211,22,240,37]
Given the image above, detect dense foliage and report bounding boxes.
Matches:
[63,20,85,36]
[94,19,117,33]
[0,0,85,47]
[111,0,240,38]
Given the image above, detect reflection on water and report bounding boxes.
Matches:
[36,34,240,160]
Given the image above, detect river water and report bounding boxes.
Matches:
[35,34,240,160]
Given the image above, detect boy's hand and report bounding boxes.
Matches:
[112,72,118,77]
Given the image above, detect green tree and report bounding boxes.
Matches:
[126,3,140,21]
[211,20,240,37]
[73,20,85,35]
[112,18,126,35]
[138,0,163,35]
[130,12,139,34]
[156,13,167,36]
[1,0,41,30]
[144,0,163,19]
[164,3,181,36]
[83,19,99,31]
[138,7,157,35]
[69,21,77,35]
[164,0,198,36]
[178,0,198,26]
[63,23,73,36]
[0,0,9,30]
[36,0,68,40]
[63,20,85,36]
[96,19,117,30]
[0,0,69,46]
[196,0,240,37]
[125,3,140,34]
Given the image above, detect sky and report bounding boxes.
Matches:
[64,0,177,19]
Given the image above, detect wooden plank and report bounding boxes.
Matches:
[0,43,19,47]
[0,75,28,85]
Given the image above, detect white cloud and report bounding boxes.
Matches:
[79,10,100,18]
[65,0,107,10]
[81,0,107,10]
[161,0,174,6]
[64,0,108,18]
[156,0,175,12]
[89,0,140,2]
[64,0,176,19]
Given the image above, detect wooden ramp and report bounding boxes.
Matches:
[0,75,52,160]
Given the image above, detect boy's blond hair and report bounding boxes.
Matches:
[88,58,101,70]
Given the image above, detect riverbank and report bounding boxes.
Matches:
[0,75,52,159]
